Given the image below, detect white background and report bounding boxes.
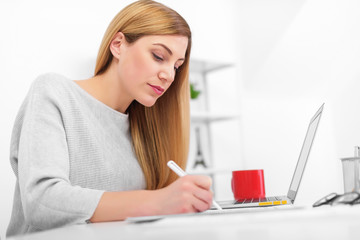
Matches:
[1,0,360,238]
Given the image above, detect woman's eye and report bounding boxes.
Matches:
[152,53,163,61]
[174,66,179,72]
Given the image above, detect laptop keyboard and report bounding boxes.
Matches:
[235,196,287,205]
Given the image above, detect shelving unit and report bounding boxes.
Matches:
[190,112,239,123]
[187,59,239,178]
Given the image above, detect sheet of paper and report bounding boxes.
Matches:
[125,205,302,224]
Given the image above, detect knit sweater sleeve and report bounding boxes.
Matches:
[17,76,104,230]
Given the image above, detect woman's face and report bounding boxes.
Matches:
[115,34,188,107]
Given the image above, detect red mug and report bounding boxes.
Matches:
[231,169,265,200]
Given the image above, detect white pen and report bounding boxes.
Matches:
[167,160,223,210]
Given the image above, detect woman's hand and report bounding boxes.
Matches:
[90,175,214,222]
[152,175,214,215]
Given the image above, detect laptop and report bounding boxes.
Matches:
[125,104,324,223]
[216,103,324,209]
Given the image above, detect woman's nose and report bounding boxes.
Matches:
[158,66,175,82]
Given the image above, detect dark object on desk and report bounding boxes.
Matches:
[193,127,207,168]
[313,192,360,207]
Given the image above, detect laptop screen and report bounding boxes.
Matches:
[287,104,324,202]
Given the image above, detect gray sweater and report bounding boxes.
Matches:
[7,73,146,237]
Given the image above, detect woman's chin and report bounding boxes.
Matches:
[138,97,158,107]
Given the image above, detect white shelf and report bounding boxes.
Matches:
[190,59,233,74]
[188,59,236,181]
[190,111,240,123]
[187,167,232,175]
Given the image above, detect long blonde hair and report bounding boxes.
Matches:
[95,0,191,190]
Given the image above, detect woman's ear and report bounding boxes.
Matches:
[109,32,126,60]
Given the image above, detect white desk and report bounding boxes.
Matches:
[8,205,360,240]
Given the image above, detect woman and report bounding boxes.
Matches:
[7,0,213,237]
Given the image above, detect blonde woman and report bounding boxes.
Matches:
[7,0,213,237]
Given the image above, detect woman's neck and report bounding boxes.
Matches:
[75,63,132,113]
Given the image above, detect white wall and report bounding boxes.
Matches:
[237,0,360,206]
[1,0,359,238]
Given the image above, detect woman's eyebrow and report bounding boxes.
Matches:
[153,43,185,61]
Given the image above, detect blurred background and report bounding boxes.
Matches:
[1,0,360,238]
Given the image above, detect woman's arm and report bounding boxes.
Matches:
[15,77,105,230]
[90,175,213,222]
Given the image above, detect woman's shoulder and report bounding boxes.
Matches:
[30,73,72,91]
[28,73,79,99]
[13,73,77,127]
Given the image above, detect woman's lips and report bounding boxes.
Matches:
[148,84,164,95]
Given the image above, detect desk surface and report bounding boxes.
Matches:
[8,205,360,240]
